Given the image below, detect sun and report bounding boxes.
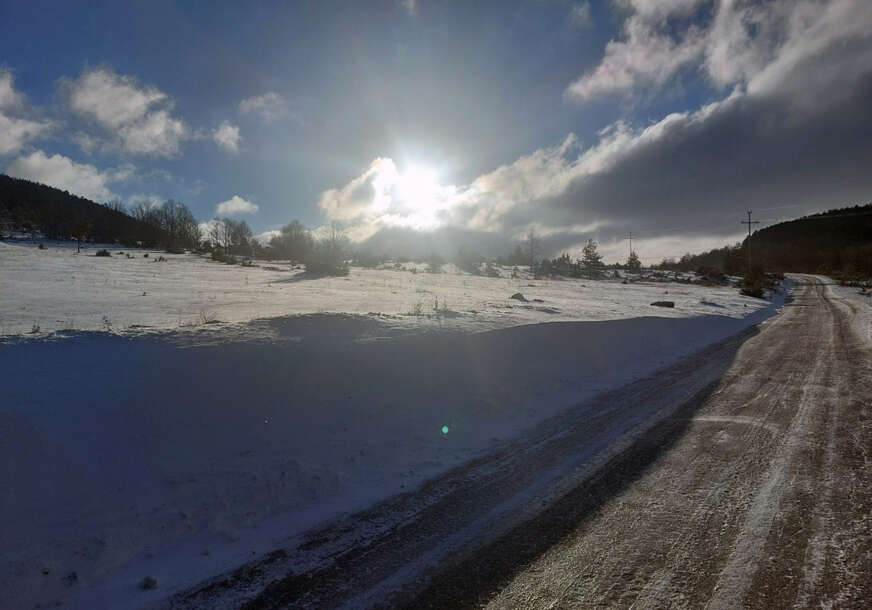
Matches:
[396,166,439,211]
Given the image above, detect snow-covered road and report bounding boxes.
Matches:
[401,276,872,609]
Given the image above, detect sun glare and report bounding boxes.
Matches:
[397,166,438,209]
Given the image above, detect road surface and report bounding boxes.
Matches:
[170,275,871,609]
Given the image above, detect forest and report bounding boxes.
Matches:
[656,204,872,279]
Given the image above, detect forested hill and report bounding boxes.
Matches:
[750,204,872,274]
[657,203,872,277]
[0,174,168,246]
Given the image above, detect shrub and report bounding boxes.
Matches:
[95,249,111,257]
[211,250,235,264]
[306,259,349,276]
[356,251,384,268]
[38,243,46,250]
[696,265,725,284]
[740,265,765,298]
[427,253,444,273]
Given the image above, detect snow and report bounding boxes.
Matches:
[825,278,872,347]
[0,240,788,609]
[1,240,769,337]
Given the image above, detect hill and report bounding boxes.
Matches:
[751,204,872,275]
[659,204,872,278]
[0,174,167,246]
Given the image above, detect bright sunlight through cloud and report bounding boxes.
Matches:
[319,157,459,240]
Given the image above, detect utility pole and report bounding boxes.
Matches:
[740,210,760,273]
[628,230,633,258]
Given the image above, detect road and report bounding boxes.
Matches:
[170,276,871,609]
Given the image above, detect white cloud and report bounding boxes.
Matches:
[216,195,259,215]
[0,69,53,155]
[567,0,872,103]
[254,230,281,245]
[6,150,131,201]
[127,193,166,208]
[569,2,592,29]
[212,121,241,153]
[0,113,53,156]
[0,70,24,110]
[198,219,221,240]
[566,6,705,101]
[239,92,286,121]
[400,0,417,16]
[65,68,188,156]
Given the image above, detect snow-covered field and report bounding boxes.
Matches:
[0,240,789,609]
[3,240,761,337]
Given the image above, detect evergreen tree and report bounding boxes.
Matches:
[626,250,641,272]
[581,239,603,279]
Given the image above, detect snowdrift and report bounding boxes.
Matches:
[1,295,785,609]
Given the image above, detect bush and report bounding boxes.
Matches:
[356,251,384,268]
[740,265,765,298]
[305,259,349,276]
[696,265,725,284]
[211,249,235,264]
[95,249,111,257]
[427,253,444,273]
[38,243,46,250]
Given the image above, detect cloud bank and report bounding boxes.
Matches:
[316,0,872,263]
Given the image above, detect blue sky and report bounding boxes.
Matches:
[2,1,871,262]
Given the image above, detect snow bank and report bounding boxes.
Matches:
[822,277,872,347]
[0,281,786,608]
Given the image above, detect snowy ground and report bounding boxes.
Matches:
[827,278,872,347]
[3,240,763,338]
[0,239,789,609]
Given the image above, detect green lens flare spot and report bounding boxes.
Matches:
[441,425,450,434]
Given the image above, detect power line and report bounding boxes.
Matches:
[740,210,760,272]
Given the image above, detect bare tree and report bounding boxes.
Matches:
[270,219,314,261]
[525,229,540,276]
[307,221,348,276]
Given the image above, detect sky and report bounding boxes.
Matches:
[1,0,871,263]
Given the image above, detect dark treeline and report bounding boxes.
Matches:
[656,203,872,278]
[130,199,200,252]
[0,174,181,248]
[0,174,217,253]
